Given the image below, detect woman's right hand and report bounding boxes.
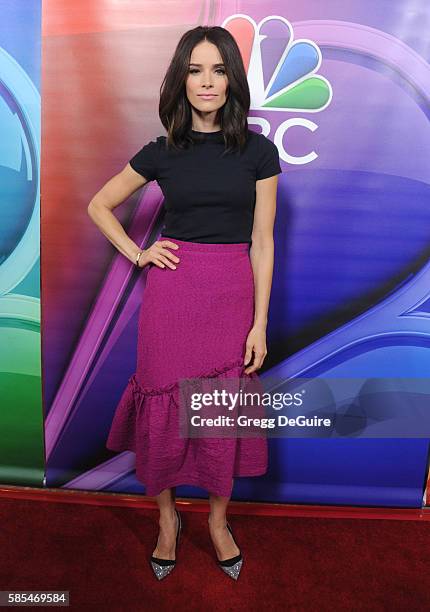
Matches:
[137,240,180,270]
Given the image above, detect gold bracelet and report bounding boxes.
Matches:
[135,251,143,267]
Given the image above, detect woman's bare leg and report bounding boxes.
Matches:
[208,479,240,561]
[152,487,178,560]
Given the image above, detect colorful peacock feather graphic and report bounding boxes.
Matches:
[222,14,332,112]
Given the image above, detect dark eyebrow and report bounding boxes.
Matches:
[188,63,225,67]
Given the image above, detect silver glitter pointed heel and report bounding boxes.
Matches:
[217,522,243,581]
[150,508,182,580]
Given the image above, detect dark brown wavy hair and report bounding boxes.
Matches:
[159,26,250,155]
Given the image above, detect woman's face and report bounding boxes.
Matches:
[185,40,229,124]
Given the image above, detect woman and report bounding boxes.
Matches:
[88,25,281,581]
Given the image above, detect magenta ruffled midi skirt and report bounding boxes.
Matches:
[106,238,268,497]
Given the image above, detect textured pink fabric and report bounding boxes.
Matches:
[106,238,268,497]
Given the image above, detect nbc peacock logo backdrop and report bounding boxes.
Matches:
[222,14,332,113]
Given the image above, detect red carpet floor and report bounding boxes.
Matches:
[1,494,429,611]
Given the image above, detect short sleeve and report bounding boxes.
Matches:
[256,136,282,180]
[128,138,159,182]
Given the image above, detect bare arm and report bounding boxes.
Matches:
[244,174,279,373]
[88,163,180,269]
[87,163,148,264]
[250,174,278,328]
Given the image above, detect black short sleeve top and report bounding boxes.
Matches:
[128,128,282,243]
